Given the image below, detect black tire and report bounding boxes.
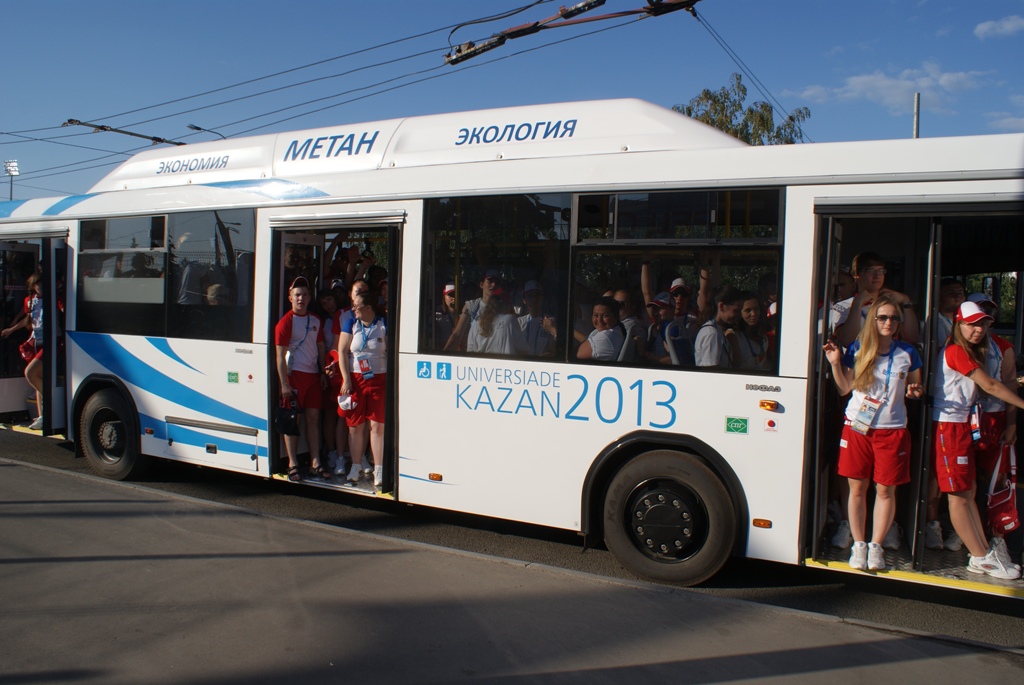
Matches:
[80,389,149,481]
[603,450,736,585]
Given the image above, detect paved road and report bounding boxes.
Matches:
[2,426,1023,652]
[3,458,1023,684]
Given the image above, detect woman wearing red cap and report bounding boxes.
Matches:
[931,300,1024,579]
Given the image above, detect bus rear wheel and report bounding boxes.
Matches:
[80,389,148,481]
[603,450,735,585]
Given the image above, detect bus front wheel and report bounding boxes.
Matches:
[603,450,735,585]
[80,389,148,481]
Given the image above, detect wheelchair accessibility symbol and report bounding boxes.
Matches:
[417,361,452,381]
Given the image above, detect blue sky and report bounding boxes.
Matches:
[2,0,1023,200]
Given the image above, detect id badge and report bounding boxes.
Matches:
[969,403,982,442]
[851,396,882,435]
[356,353,374,379]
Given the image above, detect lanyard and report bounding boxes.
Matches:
[357,317,378,352]
[881,342,895,395]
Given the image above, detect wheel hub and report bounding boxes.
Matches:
[627,482,704,561]
[98,420,123,451]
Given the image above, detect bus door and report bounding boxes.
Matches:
[806,210,937,569]
[40,237,68,435]
[0,240,38,417]
[0,234,67,434]
[268,213,401,494]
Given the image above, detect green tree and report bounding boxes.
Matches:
[673,73,810,145]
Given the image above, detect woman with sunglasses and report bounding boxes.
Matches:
[823,295,923,572]
[931,301,1024,579]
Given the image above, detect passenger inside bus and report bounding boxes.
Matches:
[695,285,744,368]
[518,281,557,357]
[1,272,44,430]
[729,291,771,371]
[575,296,626,362]
[931,301,1024,579]
[337,290,387,488]
[444,269,503,352]
[823,295,924,572]
[434,282,458,352]
[965,293,1018,568]
[274,276,328,482]
[467,289,528,356]
[832,251,919,348]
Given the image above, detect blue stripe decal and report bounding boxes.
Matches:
[141,412,268,458]
[203,179,329,200]
[399,473,453,486]
[42,194,96,216]
[0,200,29,219]
[71,332,266,431]
[147,338,203,374]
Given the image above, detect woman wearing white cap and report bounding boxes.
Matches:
[963,292,1018,569]
[931,300,1024,579]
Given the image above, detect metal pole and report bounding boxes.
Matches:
[913,92,920,139]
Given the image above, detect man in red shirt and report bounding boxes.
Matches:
[274,277,328,481]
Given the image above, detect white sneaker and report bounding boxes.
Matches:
[334,453,351,476]
[28,416,43,430]
[831,520,853,549]
[849,541,868,570]
[967,548,1022,580]
[346,464,362,483]
[944,529,963,551]
[867,542,886,571]
[924,520,944,550]
[362,456,373,477]
[990,537,1022,572]
[881,522,901,551]
[373,465,382,488]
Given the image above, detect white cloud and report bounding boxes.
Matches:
[974,15,1024,39]
[986,94,1024,131]
[987,116,1024,132]
[795,62,988,115]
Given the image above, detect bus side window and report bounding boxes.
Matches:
[420,194,571,360]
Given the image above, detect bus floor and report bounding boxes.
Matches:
[270,470,393,499]
[810,540,1024,598]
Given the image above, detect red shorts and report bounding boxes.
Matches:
[32,346,43,362]
[933,421,976,493]
[838,423,911,486]
[975,411,1010,475]
[339,373,386,427]
[289,370,323,410]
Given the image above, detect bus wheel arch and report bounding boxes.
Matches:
[74,377,149,481]
[584,433,747,585]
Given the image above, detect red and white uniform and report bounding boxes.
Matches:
[274,311,324,374]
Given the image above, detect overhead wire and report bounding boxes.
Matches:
[229,16,637,136]
[2,0,560,179]
[447,0,551,48]
[689,8,812,142]
[17,13,638,183]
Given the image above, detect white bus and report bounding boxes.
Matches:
[2,99,1022,595]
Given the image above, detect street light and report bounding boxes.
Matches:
[187,124,227,140]
[4,160,19,201]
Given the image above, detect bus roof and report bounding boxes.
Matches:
[88,98,747,194]
[1,98,1022,223]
